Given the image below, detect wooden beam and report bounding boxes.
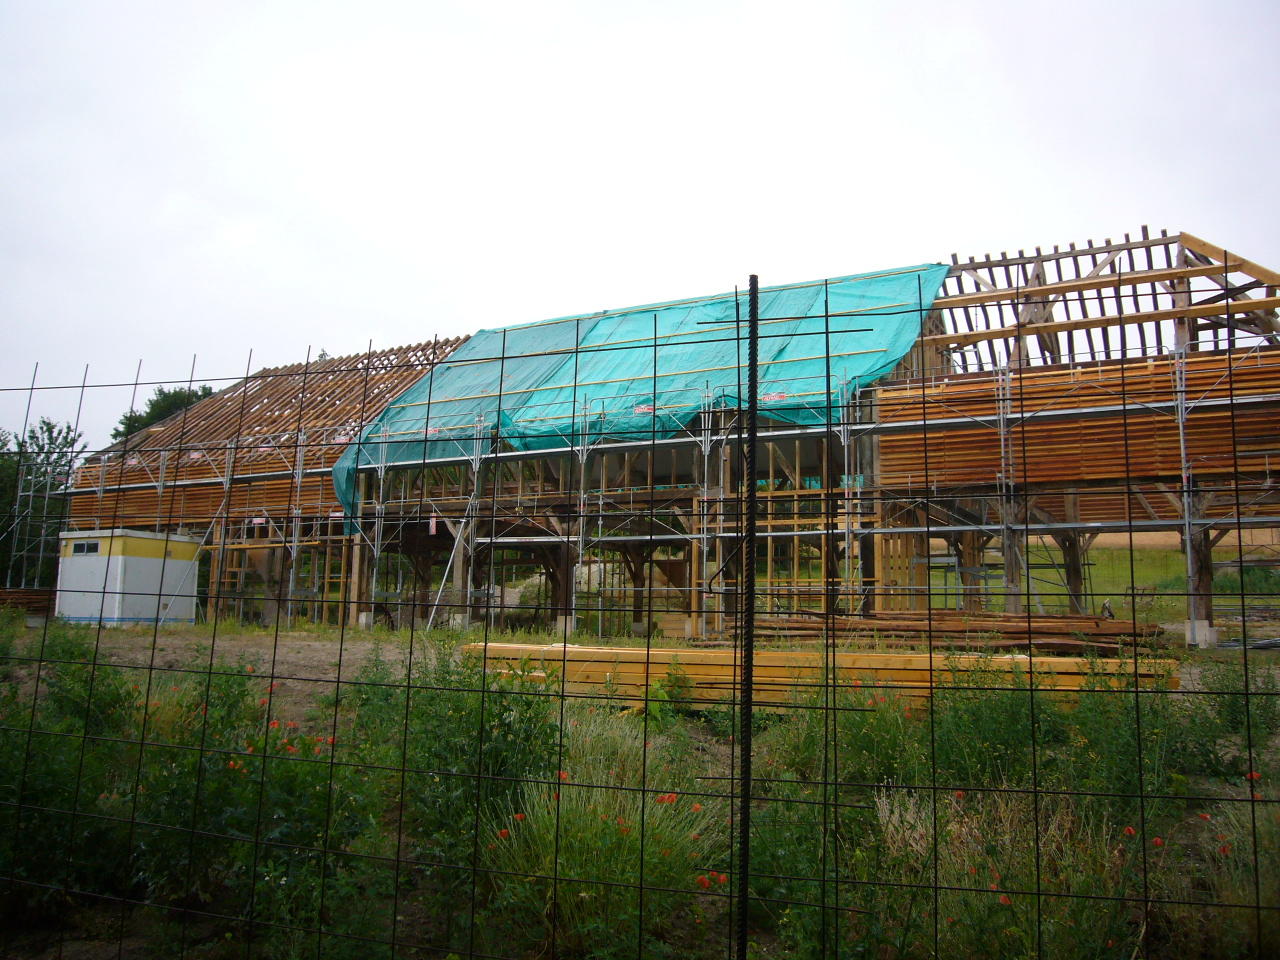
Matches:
[926,296,1280,349]
[1180,232,1280,287]
[936,261,1242,310]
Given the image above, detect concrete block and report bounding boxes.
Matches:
[1185,620,1218,648]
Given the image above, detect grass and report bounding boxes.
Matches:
[0,613,1277,958]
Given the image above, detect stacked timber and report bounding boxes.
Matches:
[0,588,54,616]
[707,610,1165,655]
[466,642,1180,709]
[876,347,1280,494]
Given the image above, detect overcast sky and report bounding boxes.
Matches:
[2,0,1277,448]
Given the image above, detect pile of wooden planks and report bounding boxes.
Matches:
[722,610,1167,655]
[466,642,1180,709]
[0,588,54,616]
[876,348,1280,494]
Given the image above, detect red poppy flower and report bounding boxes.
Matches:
[697,875,710,890]
[269,720,279,729]
[1199,813,1211,821]
[999,894,1011,906]
[692,803,703,812]
[558,771,569,782]
[716,873,727,884]
[246,666,254,673]
[954,790,966,800]
[989,884,998,891]
[1245,771,1261,781]
[498,829,509,839]
[1123,827,1135,837]
[1153,837,1164,847]
[514,813,525,821]
[1220,843,1231,855]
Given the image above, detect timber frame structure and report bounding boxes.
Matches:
[62,228,1280,639]
[65,340,464,625]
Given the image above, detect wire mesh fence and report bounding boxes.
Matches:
[2,242,1279,958]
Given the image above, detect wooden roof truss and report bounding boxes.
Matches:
[929,228,1279,374]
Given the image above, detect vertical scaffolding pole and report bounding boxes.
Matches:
[1175,348,1208,646]
[736,274,759,960]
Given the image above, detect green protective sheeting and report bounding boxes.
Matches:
[332,263,949,514]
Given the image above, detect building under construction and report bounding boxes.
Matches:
[54,228,1280,642]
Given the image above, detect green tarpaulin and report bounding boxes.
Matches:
[333,263,948,514]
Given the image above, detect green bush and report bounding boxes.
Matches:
[481,703,726,958]
[1214,564,1280,597]
[0,606,21,677]
[1201,656,1280,740]
[0,632,386,953]
[1,624,1274,958]
[928,659,1067,788]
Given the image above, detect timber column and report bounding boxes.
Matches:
[347,473,368,628]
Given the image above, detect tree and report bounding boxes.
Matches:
[112,384,215,441]
[0,417,86,588]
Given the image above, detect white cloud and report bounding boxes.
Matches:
[1,0,1276,446]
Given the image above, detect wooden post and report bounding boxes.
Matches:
[1058,491,1087,615]
[1173,246,1196,350]
[1189,527,1215,625]
[207,525,223,623]
[1003,529,1024,615]
[620,546,649,635]
[451,528,468,627]
[347,474,366,628]
[957,530,986,613]
[858,524,876,615]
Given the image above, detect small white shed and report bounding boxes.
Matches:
[55,529,202,626]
